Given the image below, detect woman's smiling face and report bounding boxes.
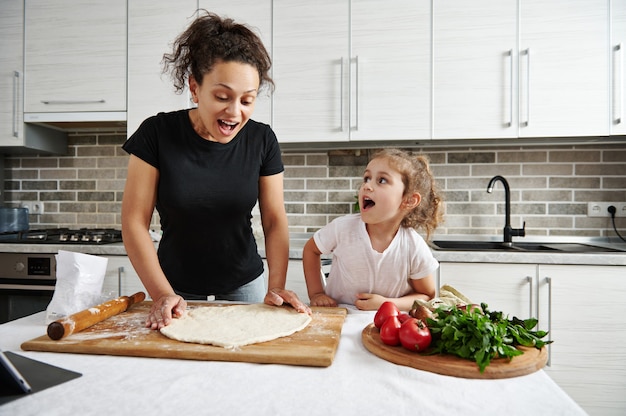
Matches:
[189,60,260,143]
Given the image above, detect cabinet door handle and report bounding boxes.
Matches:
[340,57,345,132]
[505,50,513,128]
[520,48,530,128]
[12,71,20,138]
[545,276,552,366]
[526,275,533,318]
[117,266,125,297]
[354,55,359,132]
[41,99,106,105]
[614,43,623,125]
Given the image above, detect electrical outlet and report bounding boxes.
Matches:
[20,201,45,215]
[31,201,44,214]
[587,202,626,218]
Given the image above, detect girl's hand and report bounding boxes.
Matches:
[309,292,338,307]
[265,288,312,315]
[146,294,186,330]
[354,293,386,311]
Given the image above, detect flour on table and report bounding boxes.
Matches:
[160,304,312,348]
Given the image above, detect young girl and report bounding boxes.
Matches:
[302,149,443,311]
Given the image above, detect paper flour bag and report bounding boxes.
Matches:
[45,250,108,323]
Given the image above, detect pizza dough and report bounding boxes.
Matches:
[160,304,312,348]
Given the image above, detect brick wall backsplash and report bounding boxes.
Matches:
[3,130,626,239]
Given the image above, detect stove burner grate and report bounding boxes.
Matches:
[0,228,123,244]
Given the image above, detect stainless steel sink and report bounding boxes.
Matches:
[431,240,624,253]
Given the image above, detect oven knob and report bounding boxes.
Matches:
[15,262,25,272]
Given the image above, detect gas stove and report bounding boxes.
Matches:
[0,228,123,245]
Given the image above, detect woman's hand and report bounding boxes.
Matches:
[309,293,338,308]
[265,288,311,315]
[146,294,187,330]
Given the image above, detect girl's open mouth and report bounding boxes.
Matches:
[362,197,375,210]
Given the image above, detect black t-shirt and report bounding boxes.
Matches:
[122,109,284,295]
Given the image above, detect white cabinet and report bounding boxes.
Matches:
[272,0,349,143]
[286,260,308,303]
[612,0,626,135]
[437,262,536,319]
[433,0,609,140]
[439,262,626,415]
[538,265,626,416]
[199,1,272,126]
[0,0,66,153]
[127,0,197,137]
[272,0,431,143]
[348,0,431,141]
[23,0,126,121]
[102,256,147,300]
[433,0,518,139]
[518,0,608,138]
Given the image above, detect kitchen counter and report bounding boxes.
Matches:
[0,234,623,266]
[0,307,586,416]
[283,234,626,266]
[0,242,129,256]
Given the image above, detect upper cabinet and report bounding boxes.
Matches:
[612,0,626,135]
[349,0,431,142]
[272,0,431,144]
[433,0,518,139]
[433,0,609,140]
[23,0,127,122]
[0,0,66,154]
[272,0,349,143]
[518,0,608,138]
[127,0,197,137]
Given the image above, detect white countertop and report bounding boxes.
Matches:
[0,242,129,256]
[0,307,586,416]
[0,235,624,266]
[284,235,626,266]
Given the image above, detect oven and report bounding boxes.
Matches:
[0,228,123,324]
[0,252,57,324]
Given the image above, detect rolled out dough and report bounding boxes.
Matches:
[160,304,312,349]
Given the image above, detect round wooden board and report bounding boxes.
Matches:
[361,323,547,379]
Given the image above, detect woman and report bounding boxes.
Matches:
[122,11,309,330]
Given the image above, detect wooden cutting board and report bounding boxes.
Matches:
[362,323,547,379]
[21,302,347,367]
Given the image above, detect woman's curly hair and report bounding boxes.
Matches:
[162,10,274,93]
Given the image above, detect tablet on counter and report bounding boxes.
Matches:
[0,350,32,394]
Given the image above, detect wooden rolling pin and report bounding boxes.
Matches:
[47,292,146,340]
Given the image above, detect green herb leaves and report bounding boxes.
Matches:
[423,302,552,373]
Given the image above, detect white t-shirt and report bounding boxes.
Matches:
[313,214,439,305]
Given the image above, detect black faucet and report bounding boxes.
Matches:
[486,175,525,245]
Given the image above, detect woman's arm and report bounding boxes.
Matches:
[121,155,185,328]
[258,173,310,313]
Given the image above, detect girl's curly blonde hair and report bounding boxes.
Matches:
[371,149,444,240]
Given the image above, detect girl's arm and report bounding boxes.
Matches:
[302,238,337,307]
[355,274,436,311]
